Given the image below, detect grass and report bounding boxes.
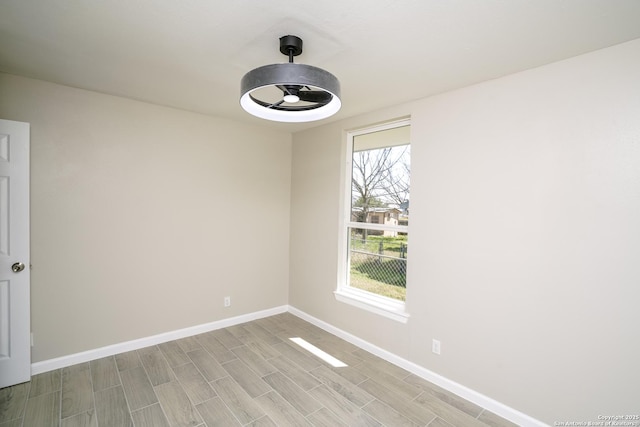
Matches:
[352,258,406,287]
[350,269,407,301]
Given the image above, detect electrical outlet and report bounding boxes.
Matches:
[224,296,231,307]
[432,339,441,355]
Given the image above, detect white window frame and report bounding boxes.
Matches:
[335,118,410,323]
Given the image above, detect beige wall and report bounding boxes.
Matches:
[290,39,640,423]
[0,73,292,362]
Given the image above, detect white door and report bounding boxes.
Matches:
[0,119,30,388]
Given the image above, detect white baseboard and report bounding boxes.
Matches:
[31,305,288,375]
[287,306,547,427]
[31,304,545,426]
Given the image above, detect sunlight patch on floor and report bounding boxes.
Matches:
[289,337,348,368]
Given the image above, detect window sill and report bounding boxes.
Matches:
[334,288,409,323]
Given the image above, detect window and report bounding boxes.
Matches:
[336,119,410,322]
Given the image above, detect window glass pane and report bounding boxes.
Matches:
[348,227,408,301]
[351,126,410,226]
[341,120,410,311]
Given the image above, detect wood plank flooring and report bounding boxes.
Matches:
[0,313,518,427]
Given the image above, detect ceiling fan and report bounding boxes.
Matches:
[240,35,341,122]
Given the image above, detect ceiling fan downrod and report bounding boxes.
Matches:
[279,35,303,63]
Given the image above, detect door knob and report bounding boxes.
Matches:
[11,262,25,273]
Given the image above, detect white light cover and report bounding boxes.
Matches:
[240,88,341,123]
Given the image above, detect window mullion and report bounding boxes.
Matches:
[346,222,408,233]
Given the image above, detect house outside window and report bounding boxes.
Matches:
[336,119,411,322]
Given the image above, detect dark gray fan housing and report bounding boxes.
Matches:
[240,35,341,122]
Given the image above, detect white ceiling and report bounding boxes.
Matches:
[2,0,640,132]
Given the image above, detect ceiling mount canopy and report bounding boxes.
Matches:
[240,35,341,123]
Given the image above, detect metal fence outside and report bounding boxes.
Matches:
[349,238,407,289]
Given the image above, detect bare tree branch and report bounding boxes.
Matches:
[352,145,410,219]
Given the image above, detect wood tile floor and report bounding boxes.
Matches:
[0,313,518,427]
